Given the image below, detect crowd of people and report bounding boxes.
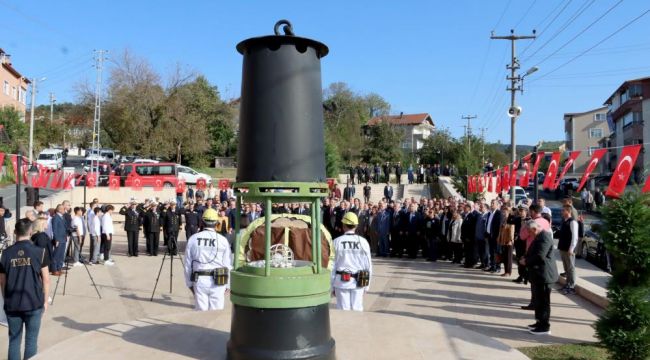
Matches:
[347,162,457,185]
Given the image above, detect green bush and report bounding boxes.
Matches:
[595,191,650,360]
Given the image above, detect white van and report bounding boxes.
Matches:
[37,149,64,170]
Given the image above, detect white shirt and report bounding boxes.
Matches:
[541,206,552,216]
[87,208,95,232]
[331,231,373,290]
[72,216,85,237]
[569,219,579,253]
[486,210,497,234]
[184,228,232,289]
[90,215,101,236]
[101,212,114,235]
[45,216,53,238]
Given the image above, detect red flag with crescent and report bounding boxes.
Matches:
[218,179,230,190]
[501,165,510,193]
[468,176,474,194]
[478,175,484,193]
[176,179,187,194]
[606,145,641,198]
[495,169,502,193]
[50,170,63,190]
[487,172,494,192]
[519,154,532,188]
[153,177,164,191]
[130,173,143,191]
[10,154,18,184]
[196,178,207,191]
[542,152,561,190]
[576,149,607,192]
[63,173,76,190]
[86,172,97,188]
[554,151,581,190]
[108,174,120,191]
[509,160,519,189]
[531,151,545,183]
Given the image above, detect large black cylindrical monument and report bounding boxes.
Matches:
[227,20,335,360]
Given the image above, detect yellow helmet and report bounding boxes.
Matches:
[203,208,219,222]
[342,212,359,226]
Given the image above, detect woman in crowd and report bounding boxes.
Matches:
[31,218,52,262]
[498,206,515,277]
[448,210,463,264]
[513,205,531,284]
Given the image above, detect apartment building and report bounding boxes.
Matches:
[0,49,30,120]
[563,106,609,174]
[366,112,436,153]
[602,77,650,182]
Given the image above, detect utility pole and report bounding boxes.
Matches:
[91,49,107,176]
[491,29,536,202]
[479,127,487,167]
[28,77,46,163]
[49,92,56,124]
[461,114,477,152]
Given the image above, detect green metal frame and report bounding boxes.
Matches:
[231,181,331,309]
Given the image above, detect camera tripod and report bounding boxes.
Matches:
[150,237,185,301]
[52,236,102,304]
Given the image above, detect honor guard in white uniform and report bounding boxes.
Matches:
[183,208,232,311]
[331,212,373,311]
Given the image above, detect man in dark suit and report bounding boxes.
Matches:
[119,198,141,257]
[405,203,423,258]
[343,182,355,202]
[383,182,394,202]
[484,199,502,273]
[522,220,558,335]
[50,204,67,275]
[395,162,403,185]
[383,162,391,183]
[461,203,478,268]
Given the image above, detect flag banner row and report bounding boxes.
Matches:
[467,144,647,199]
[0,153,224,192]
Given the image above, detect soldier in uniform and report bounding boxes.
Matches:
[164,199,182,255]
[331,212,373,311]
[183,202,200,241]
[161,200,170,248]
[120,198,141,257]
[143,202,161,256]
[183,208,232,311]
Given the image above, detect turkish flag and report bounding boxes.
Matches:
[531,151,545,182]
[642,175,650,193]
[108,174,120,191]
[196,178,207,191]
[554,151,581,190]
[50,170,63,190]
[502,165,510,193]
[509,161,519,188]
[130,174,143,191]
[33,168,52,188]
[478,175,484,192]
[576,149,607,192]
[0,153,4,173]
[10,155,18,184]
[519,154,532,188]
[606,145,641,198]
[176,179,187,194]
[495,169,502,193]
[218,179,230,190]
[153,177,164,191]
[487,172,493,192]
[86,172,97,188]
[468,176,475,194]
[542,152,561,190]
[63,173,76,190]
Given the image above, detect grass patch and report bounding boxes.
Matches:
[518,343,609,360]
[196,167,237,180]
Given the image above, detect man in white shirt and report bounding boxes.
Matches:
[71,207,85,266]
[537,198,552,216]
[89,207,102,264]
[331,212,372,311]
[183,208,232,311]
[101,205,115,265]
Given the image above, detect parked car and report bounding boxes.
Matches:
[176,165,212,185]
[133,158,160,164]
[512,186,529,206]
[121,162,177,187]
[576,222,611,272]
[82,155,107,172]
[558,177,580,192]
[36,148,64,170]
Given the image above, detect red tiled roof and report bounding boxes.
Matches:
[367,113,434,126]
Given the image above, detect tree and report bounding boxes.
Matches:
[360,120,402,165]
[324,139,341,178]
[0,107,29,153]
[596,191,650,360]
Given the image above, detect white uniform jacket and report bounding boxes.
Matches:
[331,231,373,290]
[184,228,233,289]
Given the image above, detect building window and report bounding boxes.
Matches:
[594,113,606,121]
[633,112,642,124]
[11,86,17,100]
[629,84,643,97]
[589,128,603,138]
[588,146,599,156]
[3,81,9,95]
[19,88,26,104]
[401,141,411,149]
[622,112,634,128]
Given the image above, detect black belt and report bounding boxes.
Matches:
[194,270,216,276]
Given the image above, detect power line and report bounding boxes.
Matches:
[493,0,513,30]
[514,0,538,29]
[531,10,650,83]
[522,0,595,62]
[520,0,575,57]
[533,0,624,67]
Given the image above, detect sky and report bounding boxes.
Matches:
[2,0,650,146]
